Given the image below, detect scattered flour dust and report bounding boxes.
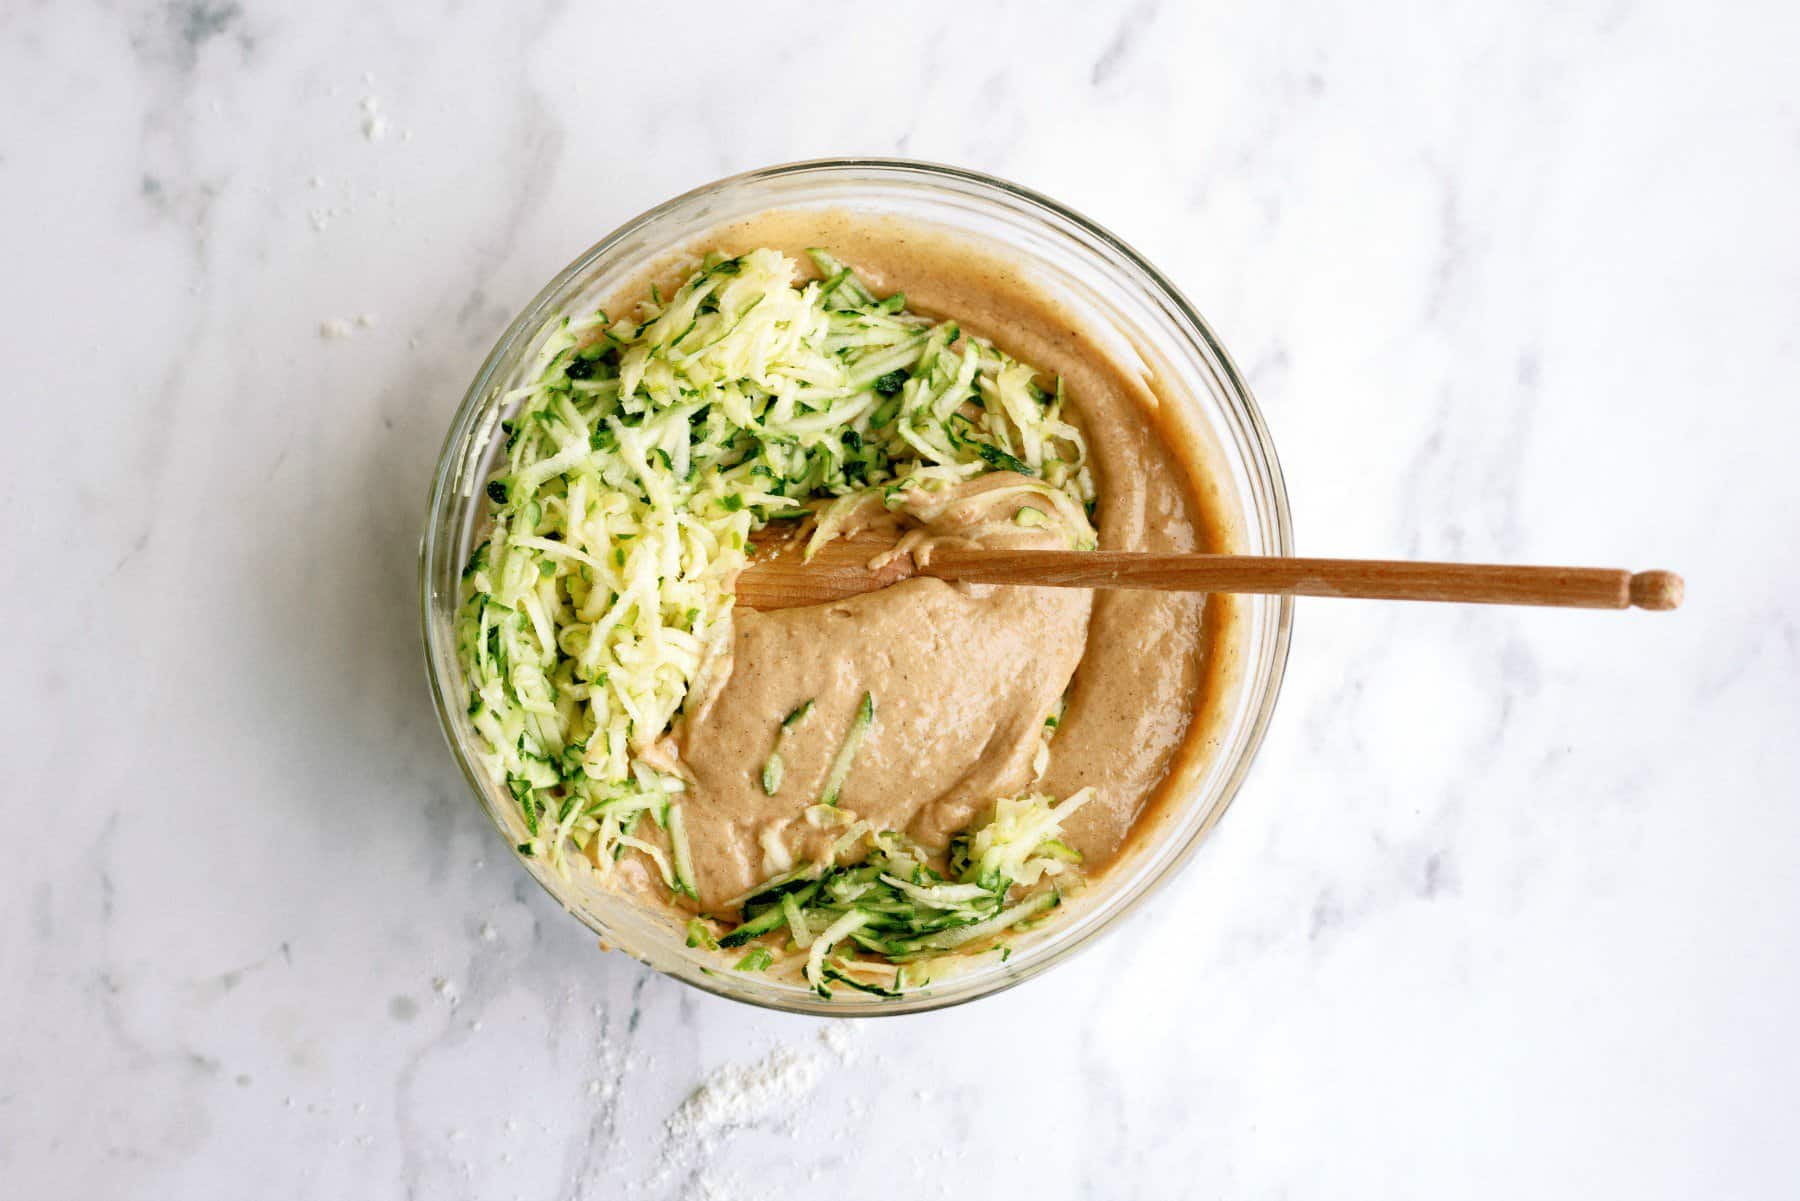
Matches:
[359,94,388,141]
[820,1022,855,1061]
[317,314,378,341]
[658,1023,859,1185]
[664,1047,820,1144]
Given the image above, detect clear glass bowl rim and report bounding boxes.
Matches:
[419,157,1295,1016]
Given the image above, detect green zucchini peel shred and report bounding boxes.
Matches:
[817,691,874,807]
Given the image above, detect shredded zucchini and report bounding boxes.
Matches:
[759,697,815,798]
[818,691,875,807]
[715,789,1097,997]
[759,753,784,797]
[734,948,774,973]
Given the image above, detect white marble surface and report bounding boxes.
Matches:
[5,1,1798,1197]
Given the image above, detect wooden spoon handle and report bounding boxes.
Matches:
[919,548,1684,611]
[735,531,1684,612]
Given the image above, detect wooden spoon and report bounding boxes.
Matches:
[735,534,1684,613]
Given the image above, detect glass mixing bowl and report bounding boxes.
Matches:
[420,159,1293,1015]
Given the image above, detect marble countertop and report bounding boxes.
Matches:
[6,2,1798,1197]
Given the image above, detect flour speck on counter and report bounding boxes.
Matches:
[657,1023,860,1180]
[317,314,377,341]
[358,94,388,142]
[664,1047,820,1144]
